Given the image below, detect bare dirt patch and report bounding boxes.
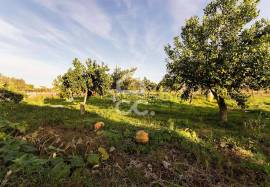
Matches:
[21,126,108,157]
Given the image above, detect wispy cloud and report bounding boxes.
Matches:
[0,19,23,40]
[0,0,269,86]
[37,0,112,39]
[166,0,209,33]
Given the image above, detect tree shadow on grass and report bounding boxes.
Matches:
[42,96,270,136]
[0,101,269,186]
[44,96,115,109]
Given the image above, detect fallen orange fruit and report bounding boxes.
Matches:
[94,122,105,131]
[135,130,149,144]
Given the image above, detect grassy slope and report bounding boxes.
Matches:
[0,93,270,186]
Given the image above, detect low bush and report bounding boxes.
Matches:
[244,113,266,138]
[0,89,23,103]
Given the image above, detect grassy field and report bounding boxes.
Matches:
[0,92,270,186]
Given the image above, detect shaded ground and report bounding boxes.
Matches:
[0,93,270,186]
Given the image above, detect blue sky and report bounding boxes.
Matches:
[0,0,269,87]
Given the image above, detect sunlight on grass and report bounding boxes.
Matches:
[4,93,269,185]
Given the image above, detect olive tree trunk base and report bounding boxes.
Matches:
[80,104,85,115]
[218,97,228,122]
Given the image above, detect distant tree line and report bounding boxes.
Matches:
[111,66,157,91]
[0,74,34,91]
[53,59,158,103]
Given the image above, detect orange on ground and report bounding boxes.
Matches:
[135,130,149,144]
[94,122,105,131]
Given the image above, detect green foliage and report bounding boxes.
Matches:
[111,66,139,90]
[0,74,34,91]
[54,58,112,103]
[165,0,270,121]
[0,139,37,164]
[158,73,182,91]
[0,118,84,186]
[86,153,100,166]
[49,158,71,182]
[142,77,157,91]
[12,154,47,172]
[167,118,176,130]
[69,155,85,168]
[0,118,28,135]
[98,147,109,160]
[0,89,24,103]
[244,113,266,137]
[0,93,270,186]
[176,128,200,143]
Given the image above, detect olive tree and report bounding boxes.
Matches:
[54,58,111,105]
[111,67,137,90]
[142,77,157,92]
[165,0,270,122]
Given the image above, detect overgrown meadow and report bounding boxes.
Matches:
[0,92,270,186]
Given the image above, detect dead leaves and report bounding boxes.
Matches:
[22,126,107,157]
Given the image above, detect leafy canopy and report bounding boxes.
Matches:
[0,74,34,91]
[54,58,111,99]
[142,77,157,91]
[111,67,138,90]
[165,0,270,109]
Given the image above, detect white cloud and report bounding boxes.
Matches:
[167,0,210,33]
[37,0,112,38]
[0,12,105,62]
[3,0,266,87]
[0,19,21,39]
[145,23,164,53]
[0,3,111,87]
[0,18,33,47]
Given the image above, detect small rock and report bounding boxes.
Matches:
[77,137,83,144]
[147,164,153,171]
[144,169,158,180]
[162,160,171,169]
[129,160,143,168]
[164,155,169,160]
[109,146,116,152]
[114,163,123,170]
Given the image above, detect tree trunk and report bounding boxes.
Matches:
[217,97,227,122]
[189,93,193,104]
[80,103,85,115]
[80,90,88,115]
[68,88,74,102]
[83,90,88,105]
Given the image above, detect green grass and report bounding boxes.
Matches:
[0,93,270,186]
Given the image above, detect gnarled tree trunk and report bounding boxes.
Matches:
[217,96,227,122]
[80,103,85,115]
[80,90,88,115]
[83,90,88,105]
[211,90,228,123]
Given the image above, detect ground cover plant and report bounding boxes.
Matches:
[0,92,270,186]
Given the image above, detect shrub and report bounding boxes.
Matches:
[0,89,23,103]
[244,113,266,137]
